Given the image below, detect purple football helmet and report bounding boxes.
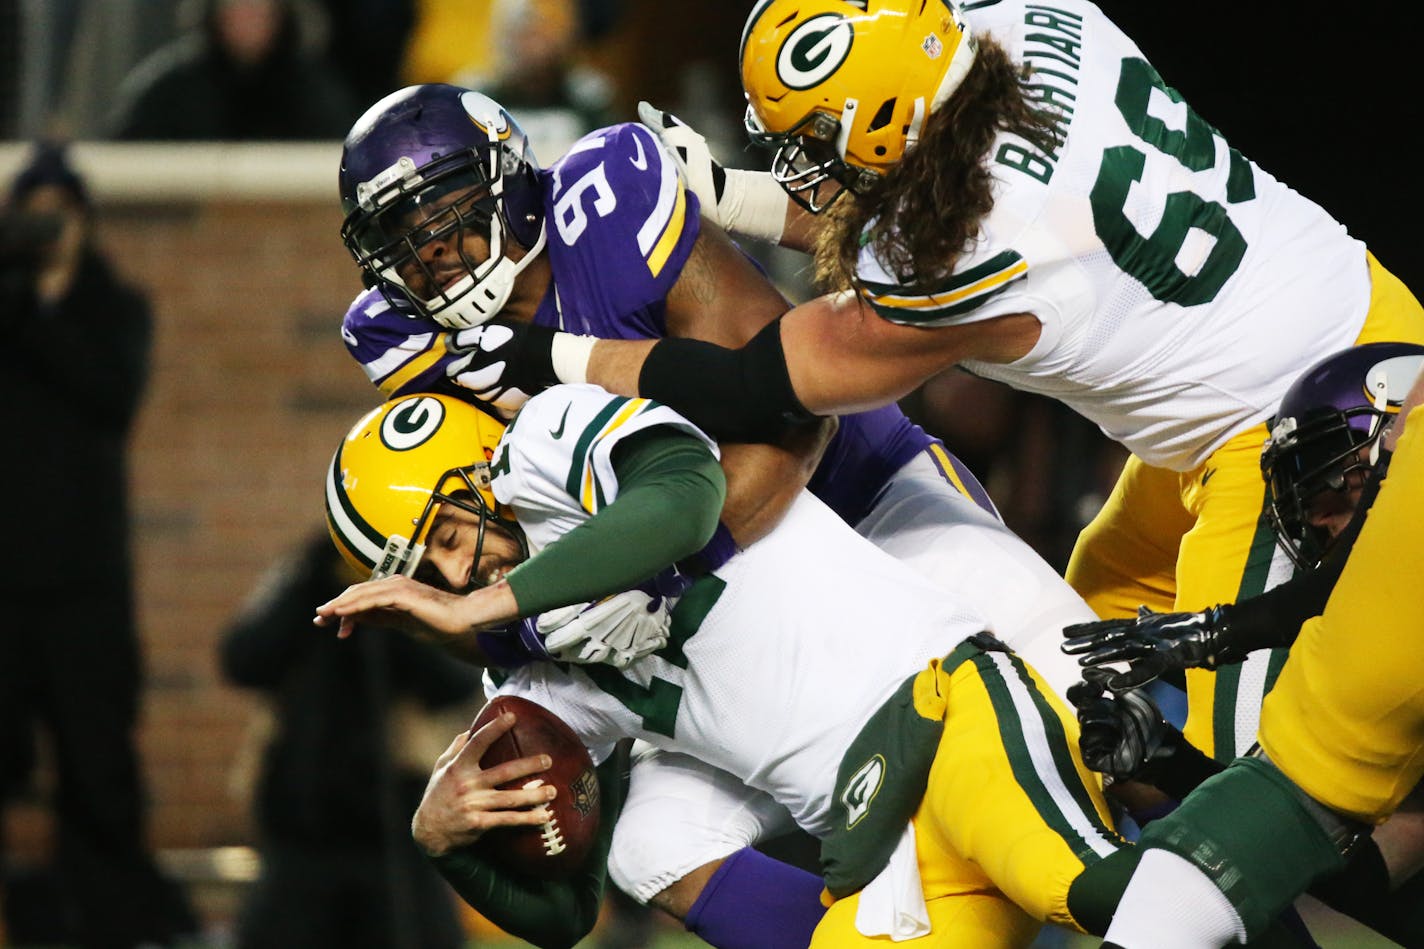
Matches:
[338,84,546,329]
[1261,341,1424,568]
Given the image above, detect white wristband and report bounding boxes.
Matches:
[719,169,788,245]
[550,332,598,386]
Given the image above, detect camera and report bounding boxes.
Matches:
[0,209,63,264]
[0,210,64,303]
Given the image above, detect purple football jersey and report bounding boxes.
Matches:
[340,123,982,526]
[529,123,697,338]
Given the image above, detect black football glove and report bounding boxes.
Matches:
[1067,669,1176,784]
[446,319,559,417]
[1061,604,1241,693]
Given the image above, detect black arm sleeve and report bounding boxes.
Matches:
[1216,462,1386,654]
[428,755,623,949]
[638,318,820,442]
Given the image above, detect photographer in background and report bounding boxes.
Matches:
[219,528,480,949]
[1,142,199,948]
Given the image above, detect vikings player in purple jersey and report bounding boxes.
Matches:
[336,84,1096,947]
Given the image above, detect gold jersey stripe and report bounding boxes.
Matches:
[579,398,654,512]
[376,334,450,396]
[647,183,688,279]
[862,257,1029,311]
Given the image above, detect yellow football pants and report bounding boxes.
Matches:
[1066,252,1424,759]
[1259,405,1424,823]
[810,650,1123,948]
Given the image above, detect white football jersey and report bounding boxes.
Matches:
[856,0,1370,471]
[487,385,989,837]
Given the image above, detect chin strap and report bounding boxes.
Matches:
[370,533,425,581]
[1368,380,1392,467]
[438,220,549,330]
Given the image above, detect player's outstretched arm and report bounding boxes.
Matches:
[636,100,818,251]
[312,573,518,664]
[1062,607,1243,692]
[316,426,726,653]
[575,295,1034,443]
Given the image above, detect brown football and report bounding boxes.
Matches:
[469,694,602,880]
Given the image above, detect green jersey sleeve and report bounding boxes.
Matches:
[504,426,726,616]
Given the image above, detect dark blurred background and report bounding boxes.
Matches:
[0,2,1413,947]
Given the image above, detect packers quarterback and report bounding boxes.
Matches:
[316,387,1144,948]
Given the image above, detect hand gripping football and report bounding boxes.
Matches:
[470,695,602,879]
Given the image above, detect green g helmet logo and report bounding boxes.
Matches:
[777,13,854,90]
[840,754,886,829]
[380,395,445,450]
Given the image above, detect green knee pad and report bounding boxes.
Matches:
[1138,757,1348,938]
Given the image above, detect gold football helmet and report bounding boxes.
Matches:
[324,393,523,582]
[740,0,976,211]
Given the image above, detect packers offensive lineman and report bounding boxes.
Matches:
[335,82,1100,943]
[451,0,1424,766]
[315,388,1141,948]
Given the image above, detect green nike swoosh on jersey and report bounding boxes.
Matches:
[550,403,571,439]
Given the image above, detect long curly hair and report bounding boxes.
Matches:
[812,38,1064,292]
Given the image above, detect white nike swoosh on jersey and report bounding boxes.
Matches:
[629,133,648,170]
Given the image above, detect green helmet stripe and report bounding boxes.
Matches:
[325,447,386,568]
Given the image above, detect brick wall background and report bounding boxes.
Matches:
[128,197,377,849]
[69,197,374,855]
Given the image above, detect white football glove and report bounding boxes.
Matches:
[446,322,538,418]
[536,590,674,669]
[636,100,787,244]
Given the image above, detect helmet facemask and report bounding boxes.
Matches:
[374,462,528,587]
[1262,406,1384,570]
[340,114,547,330]
[747,105,882,213]
[1260,343,1424,569]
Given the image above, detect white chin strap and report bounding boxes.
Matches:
[835,98,858,160]
[1368,379,1391,466]
[370,533,425,581]
[430,221,549,330]
[905,97,927,151]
